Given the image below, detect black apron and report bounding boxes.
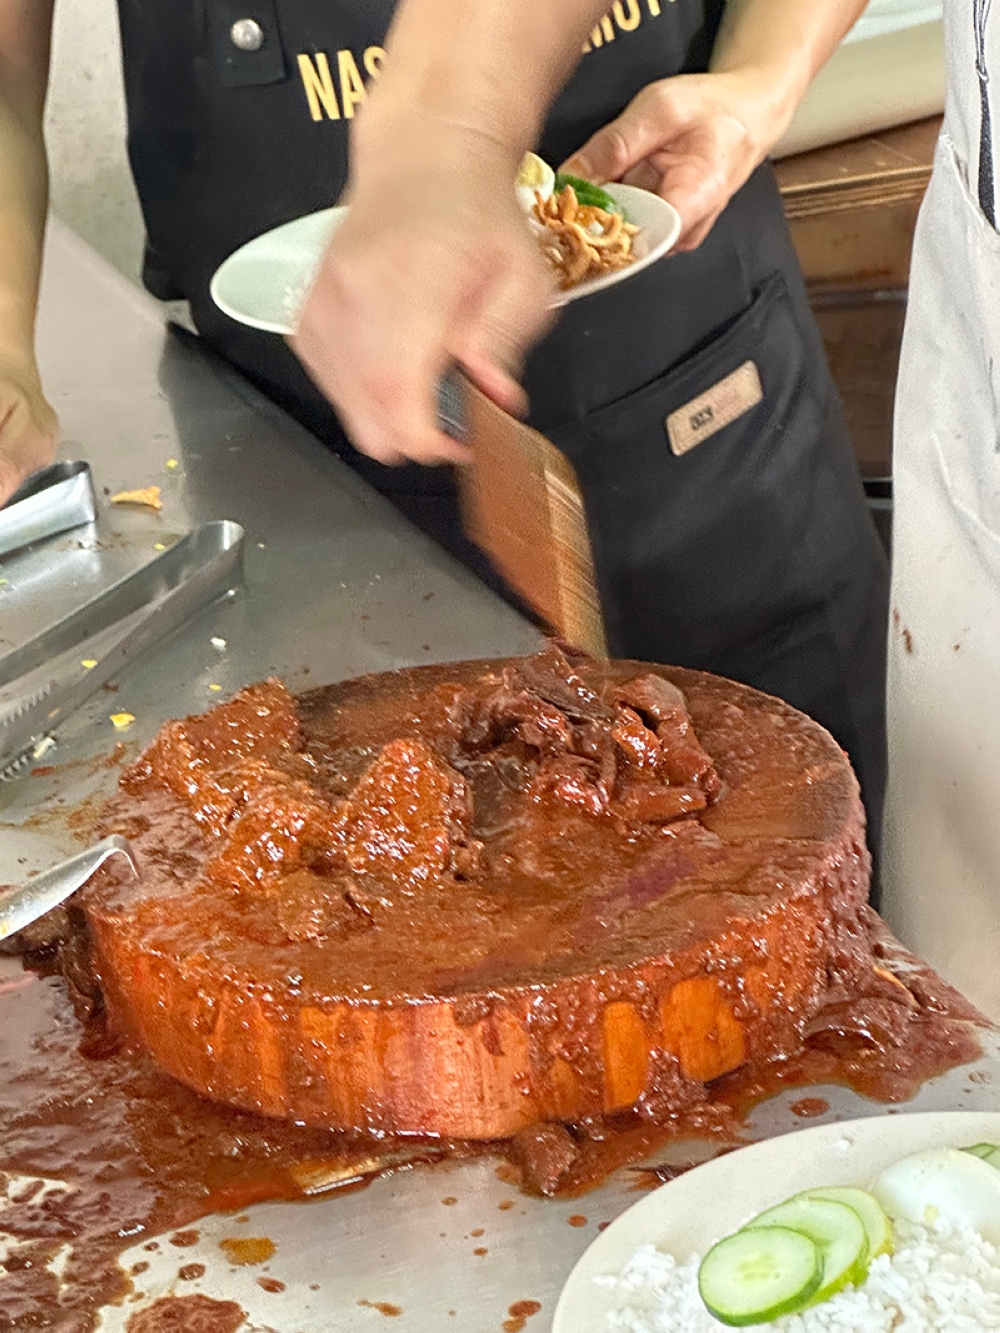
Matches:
[115,0,889,883]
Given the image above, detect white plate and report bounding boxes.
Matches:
[846,0,941,44]
[209,184,681,335]
[553,1110,1000,1333]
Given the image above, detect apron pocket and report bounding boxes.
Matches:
[549,270,860,663]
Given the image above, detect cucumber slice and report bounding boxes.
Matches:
[962,1143,999,1160]
[803,1186,894,1258]
[698,1225,821,1327]
[961,1141,1000,1173]
[744,1196,870,1304]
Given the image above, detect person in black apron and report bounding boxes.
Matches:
[4,0,889,885]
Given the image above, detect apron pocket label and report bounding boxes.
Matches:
[666,360,763,457]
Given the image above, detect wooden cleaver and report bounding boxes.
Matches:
[453,379,607,657]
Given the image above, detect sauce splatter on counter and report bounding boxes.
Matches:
[218,1236,275,1266]
[125,1294,246,1332]
[503,1299,543,1332]
[357,1298,403,1316]
[790,1096,831,1119]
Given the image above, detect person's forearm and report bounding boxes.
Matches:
[711,0,870,143]
[0,4,52,382]
[363,0,613,157]
[0,96,48,378]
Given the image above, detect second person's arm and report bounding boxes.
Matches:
[0,0,58,504]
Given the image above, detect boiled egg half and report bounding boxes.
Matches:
[873,1146,1000,1244]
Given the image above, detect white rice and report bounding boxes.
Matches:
[596,1219,1000,1330]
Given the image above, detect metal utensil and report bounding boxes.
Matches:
[0,461,97,559]
[438,373,467,440]
[0,834,137,940]
[0,519,244,776]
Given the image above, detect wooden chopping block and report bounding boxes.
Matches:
[84,660,872,1140]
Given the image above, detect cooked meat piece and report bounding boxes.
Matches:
[450,839,485,880]
[567,719,617,809]
[180,678,301,763]
[123,681,303,831]
[425,678,495,760]
[616,783,709,824]
[124,721,235,829]
[59,924,108,1029]
[457,659,717,828]
[517,644,614,723]
[456,749,538,842]
[529,755,610,815]
[504,690,575,753]
[573,718,605,759]
[611,705,662,773]
[512,1122,580,1195]
[804,997,914,1054]
[615,674,720,795]
[614,673,689,728]
[272,869,371,943]
[191,756,323,840]
[463,683,576,755]
[216,757,295,797]
[871,964,920,1009]
[340,738,475,884]
[202,781,345,892]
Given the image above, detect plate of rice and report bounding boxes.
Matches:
[553,1111,1000,1332]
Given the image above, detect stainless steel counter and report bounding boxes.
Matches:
[2,224,999,1333]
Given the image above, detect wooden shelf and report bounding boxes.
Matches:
[776,116,940,289]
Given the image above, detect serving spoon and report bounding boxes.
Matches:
[0,835,138,941]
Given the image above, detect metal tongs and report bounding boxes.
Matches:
[0,519,245,777]
[0,461,97,559]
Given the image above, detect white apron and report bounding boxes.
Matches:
[882,0,1000,1018]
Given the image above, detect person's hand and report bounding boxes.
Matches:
[0,360,57,505]
[562,69,795,252]
[291,121,556,467]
